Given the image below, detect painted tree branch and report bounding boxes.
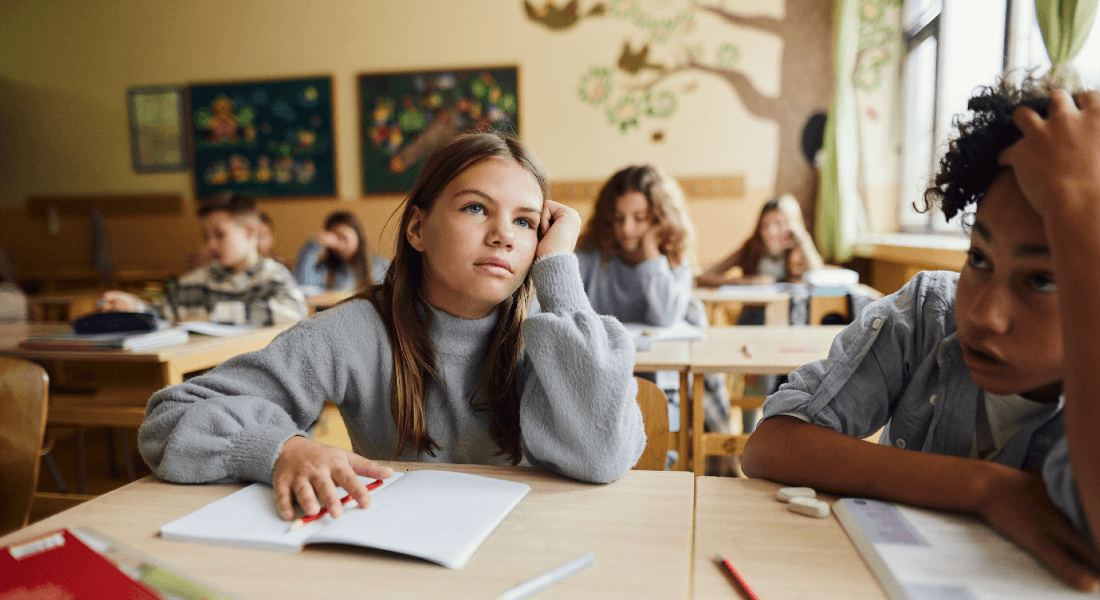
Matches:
[626,56,779,121]
[695,4,784,34]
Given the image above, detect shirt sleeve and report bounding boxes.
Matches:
[636,255,693,326]
[1042,436,1092,539]
[294,240,325,288]
[516,253,646,483]
[265,264,310,324]
[760,272,940,439]
[138,305,377,485]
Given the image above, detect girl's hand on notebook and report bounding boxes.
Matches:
[536,199,581,259]
[978,470,1100,592]
[272,436,394,521]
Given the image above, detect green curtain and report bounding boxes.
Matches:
[815,0,862,262]
[1035,0,1099,84]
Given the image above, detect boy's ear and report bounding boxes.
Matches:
[406,207,426,252]
[242,220,260,242]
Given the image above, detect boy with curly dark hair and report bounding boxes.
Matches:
[742,78,1100,591]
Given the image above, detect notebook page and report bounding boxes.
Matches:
[307,470,531,569]
[159,474,403,552]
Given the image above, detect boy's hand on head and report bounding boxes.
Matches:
[998,89,1100,220]
[978,468,1100,592]
[272,436,394,522]
[536,199,581,259]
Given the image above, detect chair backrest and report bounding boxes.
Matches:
[632,376,670,471]
[0,357,49,534]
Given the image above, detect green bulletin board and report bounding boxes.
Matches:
[190,76,337,198]
[359,66,520,195]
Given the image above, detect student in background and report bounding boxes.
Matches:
[100,194,308,326]
[0,244,29,323]
[695,194,823,288]
[293,211,389,295]
[189,208,291,271]
[742,80,1100,590]
[257,211,293,271]
[139,132,645,522]
[574,165,730,438]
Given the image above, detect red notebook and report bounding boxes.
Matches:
[0,529,161,600]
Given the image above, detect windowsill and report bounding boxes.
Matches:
[851,232,968,271]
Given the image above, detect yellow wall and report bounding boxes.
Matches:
[0,0,834,280]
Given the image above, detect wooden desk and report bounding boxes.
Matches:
[306,290,353,313]
[0,464,696,600]
[0,323,291,428]
[633,340,692,471]
[692,287,791,326]
[693,477,886,599]
[688,326,844,474]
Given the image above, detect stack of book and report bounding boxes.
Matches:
[19,327,189,351]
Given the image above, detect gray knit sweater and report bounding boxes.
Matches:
[138,254,645,484]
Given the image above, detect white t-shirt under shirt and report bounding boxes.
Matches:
[970,391,1052,461]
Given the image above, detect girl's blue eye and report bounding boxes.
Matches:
[515,217,534,229]
[463,204,485,215]
[1028,273,1057,292]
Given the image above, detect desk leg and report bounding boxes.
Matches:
[765,298,789,326]
[692,373,707,476]
[161,363,183,387]
[672,371,690,471]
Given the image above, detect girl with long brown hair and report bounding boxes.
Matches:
[293,211,390,294]
[695,194,823,289]
[139,132,645,522]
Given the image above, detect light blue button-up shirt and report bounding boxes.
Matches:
[761,270,1085,534]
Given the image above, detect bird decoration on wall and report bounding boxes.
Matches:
[523,0,606,30]
[618,41,666,75]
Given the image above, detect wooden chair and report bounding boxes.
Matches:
[632,376,671,471]
[0,356,49,534]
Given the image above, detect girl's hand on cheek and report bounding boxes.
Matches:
[272,436,394,521]
[639,223,663,261]
[315,230,340,250]
[536,199,581,259]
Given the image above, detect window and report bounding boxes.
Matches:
[897,0,1100,233]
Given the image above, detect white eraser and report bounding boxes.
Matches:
[788,496,831,518]
[776,487,817,503]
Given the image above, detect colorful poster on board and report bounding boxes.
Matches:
[359,66,520,195]
[189,76,336,198]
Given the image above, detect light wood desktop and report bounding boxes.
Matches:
[0,463,696,600]
[693,477,887,599]
[692,287,791,326]
[688,326,845,475]
[0,323,292,429]
[305,290,353,314]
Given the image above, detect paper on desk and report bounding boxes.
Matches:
[623,321,704,351]
[175,322,260,337]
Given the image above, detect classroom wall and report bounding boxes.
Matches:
[0,0,842,280]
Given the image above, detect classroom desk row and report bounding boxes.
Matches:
[0,463,887,600]
[0,321,843,481]
[637,325,846,475]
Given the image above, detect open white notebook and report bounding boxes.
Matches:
[160,470,531,569]
[835,497,1083,600]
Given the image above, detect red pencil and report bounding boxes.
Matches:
[717,553,761,600]
[288,479,384,531]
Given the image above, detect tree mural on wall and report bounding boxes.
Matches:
[532,0,835,225]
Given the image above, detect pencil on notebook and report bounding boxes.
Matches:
[288,479,384,531]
